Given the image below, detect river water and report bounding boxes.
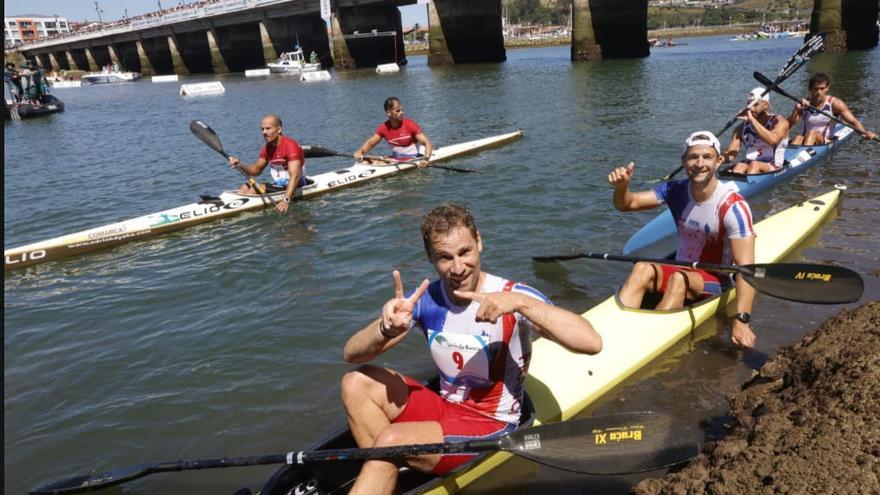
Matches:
[4,36,879,494]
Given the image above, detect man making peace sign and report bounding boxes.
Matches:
[339,203,602,495]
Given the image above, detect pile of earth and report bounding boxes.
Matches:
[634,301,880,495]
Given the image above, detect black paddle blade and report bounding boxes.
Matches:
[31,463,155,494]
[742,263,864,304]
[301,144,346,159]
[532,253,588,263]
[189,120,227,158]
[500,411,699,475]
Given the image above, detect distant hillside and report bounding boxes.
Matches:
[504,0,813,27]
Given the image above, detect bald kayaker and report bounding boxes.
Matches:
[787,73,877,145]
[722,87,790,175]
[339,203,602,495]
[353,97,434,168]
[227,114,305,213]
[608,131,757,348]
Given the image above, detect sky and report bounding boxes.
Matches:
[4,0,428,27]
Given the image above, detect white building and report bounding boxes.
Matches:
[5,14,71,48]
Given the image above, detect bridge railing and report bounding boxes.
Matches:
[19,0,296,51]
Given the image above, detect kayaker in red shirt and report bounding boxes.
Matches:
[228,114,305,213]
[354,97,434,168]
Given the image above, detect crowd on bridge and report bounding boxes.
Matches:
[21,0,227,46]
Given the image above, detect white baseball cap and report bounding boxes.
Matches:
[682,131,721,156]
[748,87,770,103]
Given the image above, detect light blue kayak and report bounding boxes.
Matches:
[622,124,855,255]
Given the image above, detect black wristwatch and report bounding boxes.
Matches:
[735,312,751,324]
[283,196,291,203]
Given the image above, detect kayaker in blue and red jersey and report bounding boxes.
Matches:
[787,72,877,145]
[608,131,758,348]
[723,87,790,175]
[339,204,601,495]
[353,96,434,168]
[227,114,305,213]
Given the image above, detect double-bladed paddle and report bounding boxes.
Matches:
[661,34,825,181]
[532,252,864,304]
[753,71,880,142]
[302,144,482,174]
[31,411,698,494]
[189,120,278,206]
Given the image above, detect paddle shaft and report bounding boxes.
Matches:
[30,411,698,494]
[532,252,864,304]
[304,144,480,173]
[662,35,822,181]
[754,71,879,142]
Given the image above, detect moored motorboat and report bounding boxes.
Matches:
[267,48,321,74]
[255,189,842,495]
[81,70,141,84]
[623,123,854,255]
[4,130,523,270]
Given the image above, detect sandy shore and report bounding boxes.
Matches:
[634,301,880,495]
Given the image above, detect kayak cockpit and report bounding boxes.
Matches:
[254,381,535,495]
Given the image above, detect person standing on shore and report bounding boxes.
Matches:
[354,97,434,168]
[723,88,789,175]
[340,203,602,495]
[787,73,877,145]
[608,131,757,348]
[227,114,305,214]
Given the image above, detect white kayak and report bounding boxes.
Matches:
[4,131,523,270]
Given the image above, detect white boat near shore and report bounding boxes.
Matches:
[81,70,141,84]
[267,48,321,74]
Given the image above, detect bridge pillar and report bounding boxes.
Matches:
[428,0,505,64]
[107,45,121,67]
[811,0,879,51]
[33,54,45,68]
[167,34,191,75]
[48,53,61,71]
[65,51,81,71]
[330,11,356,69]
[136,40,156,76]
[259,21,279,65]
[206,28,230,73]
[572,0,648,60]
[85,48,99,72]
[571,0,601,61]
[427,0,453,65]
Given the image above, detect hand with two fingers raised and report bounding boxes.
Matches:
[380,270,430,338]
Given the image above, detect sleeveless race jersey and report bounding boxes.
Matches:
[742,114,787,167]
[653,179,755,265]
[260,135,305,184]
[802,96,835,141]
[408,274,550,424]
[375,118,422,156]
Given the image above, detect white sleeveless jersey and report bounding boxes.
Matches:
[409,273,550,424]
[802,96,836,140]
[742,114,788,166]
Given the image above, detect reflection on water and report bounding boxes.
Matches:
[4,36,879,495]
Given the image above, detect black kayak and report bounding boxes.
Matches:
[6,94,64,120]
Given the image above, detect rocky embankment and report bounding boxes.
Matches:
[634,301,880,495]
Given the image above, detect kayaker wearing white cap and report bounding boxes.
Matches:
[608,131,757,348]
[723,87,790,175]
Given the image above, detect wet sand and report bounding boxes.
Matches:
[634,301,880,495]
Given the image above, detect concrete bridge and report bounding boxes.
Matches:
[17,0,878,75]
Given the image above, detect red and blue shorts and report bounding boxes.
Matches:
[657,264,724,299]
[394,376,517,474]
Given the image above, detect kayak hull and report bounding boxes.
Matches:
[4,131,523,270]
[256,189,841,495]
[622,124,853,255]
